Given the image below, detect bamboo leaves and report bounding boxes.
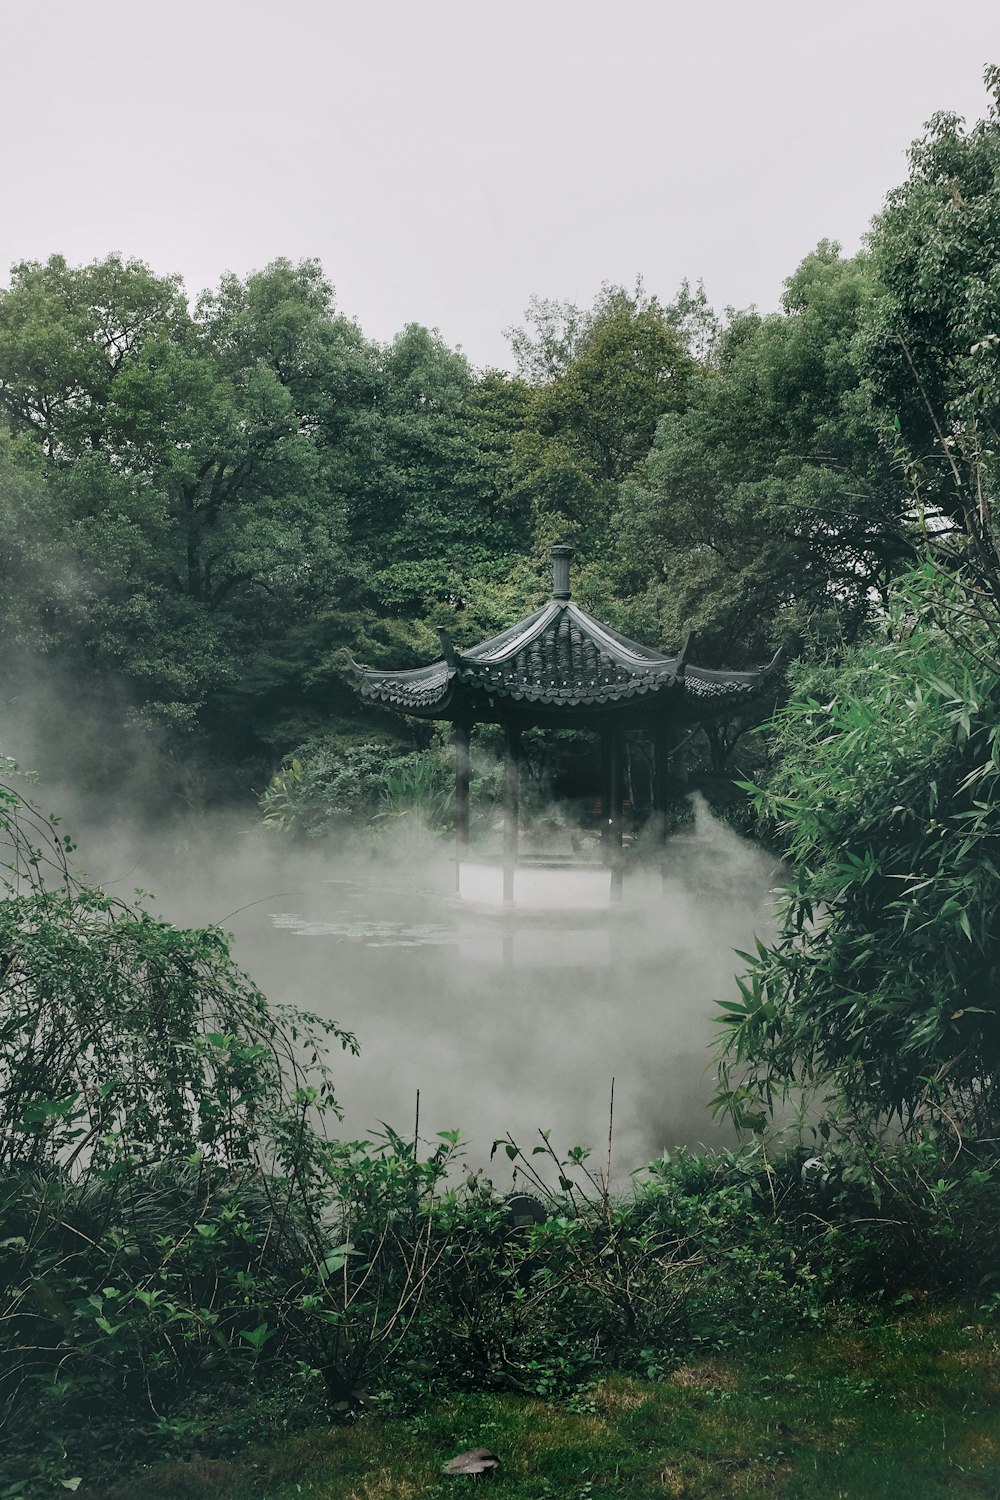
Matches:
[716,572,1000,1136]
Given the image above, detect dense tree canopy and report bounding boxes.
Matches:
[615,245,913,663]
[0,263,725,782]
[2,72,1000,809]
[866,64,1000,524]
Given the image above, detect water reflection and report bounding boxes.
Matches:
[60,767,780,1176]
[224,821,779,1177]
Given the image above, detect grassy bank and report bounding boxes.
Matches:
[102,1303,1000,1499]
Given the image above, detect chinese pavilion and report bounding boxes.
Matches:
[347,545,780,904]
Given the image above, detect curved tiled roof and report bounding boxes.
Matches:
[346,598,779,723]
[461,601,675,706]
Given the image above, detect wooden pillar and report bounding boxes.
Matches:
[652,724,690,890]
[651,726,674,846]
[602,725,624,902]
[503,721,520,905]
[452,721,471,892]
[652,728,671,820]
[653,724,690,801]
[673,725,690,789]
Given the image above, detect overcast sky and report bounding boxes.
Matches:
[3,0,999,369]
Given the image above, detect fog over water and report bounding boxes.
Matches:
[3,677,782,1173]
[66,797,781,1178]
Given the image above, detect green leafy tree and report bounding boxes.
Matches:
[358,324,495,567]
[866,65,1000,526]
[507,278,716,382]
[721,80,1000,1135]
[618,245,911,664]
[534,294,695,487]
[344,330,546,642]
[0,253,188,460]
[506,283,699,553]
[0,426,73,654]
[0,256,374,757]
[0,763,351,1172]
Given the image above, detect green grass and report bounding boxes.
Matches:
[101,1304,1000,1499]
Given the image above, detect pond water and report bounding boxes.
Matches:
[86,798,781,1178]
[222,807,778,1177]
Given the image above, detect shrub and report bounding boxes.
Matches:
[716,566,1000,1137]
[0,767,360,1460]
[260,738,455,840]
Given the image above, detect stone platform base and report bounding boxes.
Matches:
[456,857,614,911]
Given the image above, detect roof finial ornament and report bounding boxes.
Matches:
[550,543,574,601]
[438,628,460,670]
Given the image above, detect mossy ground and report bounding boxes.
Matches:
[99,1303,1000,1499]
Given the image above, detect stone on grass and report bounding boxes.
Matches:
[442,1446,501,1477]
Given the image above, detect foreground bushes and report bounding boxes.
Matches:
[717,566,1000,1138]
[5,1124,1000,1492]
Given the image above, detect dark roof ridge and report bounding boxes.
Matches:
[462,600,561,664]
[562,601,676,670]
